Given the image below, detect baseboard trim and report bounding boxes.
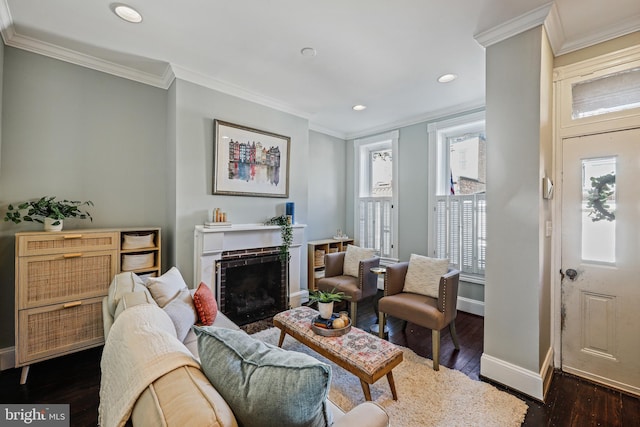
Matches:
[0,346,15,371]
[480,346,553,402]
[290,290,308,308]
[457,296,484,316]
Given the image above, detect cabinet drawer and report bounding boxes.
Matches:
[16,297,104,366]
[17,232,118,256]
[18,251,116,309]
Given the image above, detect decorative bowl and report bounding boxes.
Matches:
[311,316,351,337]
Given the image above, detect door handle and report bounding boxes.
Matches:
[561,268,578,281]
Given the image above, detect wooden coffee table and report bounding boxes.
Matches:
[273,306,403,401]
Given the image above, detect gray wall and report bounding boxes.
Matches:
[0,47,169,348]
[345,119,485,303]
[345,124,432,259]
[484,26,552,375]
[171,79,311,286]
[307,130,347,241]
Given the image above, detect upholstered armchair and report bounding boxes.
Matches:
[378,258,460,370]
[316,247,380,327]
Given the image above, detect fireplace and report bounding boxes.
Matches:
[194,223,307,314]
[217,247,287,325]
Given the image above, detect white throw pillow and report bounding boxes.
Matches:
[145,267,190,308]
[343,245,376,277]
[162,288,198,342]
[402,254,449,298]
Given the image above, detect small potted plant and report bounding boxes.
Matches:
[4,196,94,231]
[264,215,292,263]
[308,288,350,319]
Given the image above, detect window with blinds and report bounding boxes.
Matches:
[358,197,393,258]
[435,193,486,276]
[355,131,398,261]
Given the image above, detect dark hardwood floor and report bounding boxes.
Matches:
[1,292,638,426]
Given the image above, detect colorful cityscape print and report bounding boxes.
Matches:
[227,139,281,186]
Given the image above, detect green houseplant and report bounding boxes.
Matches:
[264,215,293,263]
[4,196,94,231]
[308,288,350,319]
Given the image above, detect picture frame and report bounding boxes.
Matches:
[213,120,290,198]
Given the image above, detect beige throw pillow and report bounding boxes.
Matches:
[402,254,449,298]
[106,272,149,317]
[113,290,157,320]
[343,245,376,277]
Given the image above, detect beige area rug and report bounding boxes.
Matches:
[251,327,527,427]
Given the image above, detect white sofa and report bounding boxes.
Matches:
[100,272,389,427]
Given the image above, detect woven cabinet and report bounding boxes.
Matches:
[15,230,119,384]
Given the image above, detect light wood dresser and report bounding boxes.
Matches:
[14,228,161,384]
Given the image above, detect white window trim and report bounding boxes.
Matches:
[427,111,485,283]
[354,130,399,260]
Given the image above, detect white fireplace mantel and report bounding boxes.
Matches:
[194,223,307,307]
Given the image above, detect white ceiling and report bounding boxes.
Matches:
[1,0,639,138]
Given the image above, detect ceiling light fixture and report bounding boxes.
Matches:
[111,3,143,23]
[300,47,317,57]
[352,105,367,111]
[437,73,458,83]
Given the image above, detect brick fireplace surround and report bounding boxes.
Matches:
[194,224,307,312]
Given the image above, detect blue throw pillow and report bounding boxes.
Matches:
[193,326,333,427]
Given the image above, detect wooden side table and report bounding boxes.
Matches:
[369,267,389,336]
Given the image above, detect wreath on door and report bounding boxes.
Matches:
[586,173,615,222]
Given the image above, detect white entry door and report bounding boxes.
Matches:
[561,128,640,396]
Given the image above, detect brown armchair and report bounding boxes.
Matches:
[316,251,380,327]
[378,261,460,370]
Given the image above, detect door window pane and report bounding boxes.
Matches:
[581,157,616,263]
[572,67,640,119]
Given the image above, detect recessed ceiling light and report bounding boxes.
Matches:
[352,105,367,111]
[437,73,458,83]
[300,47,317,57]
[111,3,143,23]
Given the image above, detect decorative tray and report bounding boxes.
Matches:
[311,314,351,337]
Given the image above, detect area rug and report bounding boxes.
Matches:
[251,327,527,427]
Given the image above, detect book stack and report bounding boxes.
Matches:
[204,221,231,228]
[312,314,338,329]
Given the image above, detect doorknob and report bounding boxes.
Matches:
[564,268,578,281]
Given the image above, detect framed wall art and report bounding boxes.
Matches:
[213,120,290,198]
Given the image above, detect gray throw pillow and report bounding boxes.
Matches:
[193,326,333,427]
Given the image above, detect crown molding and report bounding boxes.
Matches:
[308,123,346,140]
[344,99,485,141]
[474,2,554,49]
[5,34,173,89]
[0,0,15,43]
[554,15,640,56]
[0,0,173,88]
[171,64,312,121]
[543,2,565,55]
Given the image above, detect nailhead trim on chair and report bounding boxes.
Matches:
[440,277,447,313]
